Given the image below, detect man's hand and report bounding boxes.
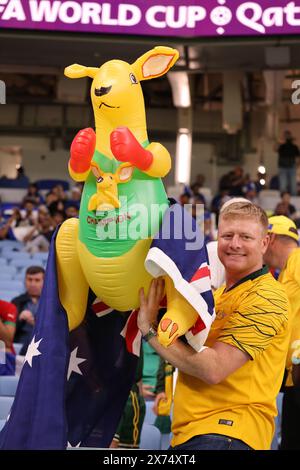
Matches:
[19,310,35,326]
[141,384,155,399]
[153,392,167,415]
[138,278,165,335]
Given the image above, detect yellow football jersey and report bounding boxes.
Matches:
[279,248,300,386]
[172,267,291,450]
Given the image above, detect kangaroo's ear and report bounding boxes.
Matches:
[64,64,99,79]
[131,46,179,82]
[116,164,134,183]
[90,162,103,179]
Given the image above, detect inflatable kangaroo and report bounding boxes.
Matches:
[56,46,199,347]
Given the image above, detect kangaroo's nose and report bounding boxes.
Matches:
[95,86,112,97]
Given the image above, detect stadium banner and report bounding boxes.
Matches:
[0,0,300,38]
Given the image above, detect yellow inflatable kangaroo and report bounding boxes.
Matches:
[56,46,199,347]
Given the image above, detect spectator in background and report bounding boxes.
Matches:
[15,166,29,187]
[67,185,82,209]
[274,192,296,220]
[229,166,246,196]
[23,210,54,253]
[65,204,79,219]
[264,215,300,450]
[111,353,146,448]
[275,130,300,196]
[0,299,17,375]
[21,197,38,224]
[51,209,66,227]
[243,182,259,205]
[24,183,44,206]
[179,192,190,207]
[12,266,45,355]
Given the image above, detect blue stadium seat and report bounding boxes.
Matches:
[161,432,172,450]
[0,272,14,281]
[0,290,20,302]
[6,252,32,263]
[0,396,14,419]
[0,280,24,293]
[36,179,69,191]
[0,266,17,278]
[144,400,156,425]
[9,259,36,271]
[0,419,6,431]
[31,252,49,263]
[13,343,23,355]
[140,424,162,450]
[0,376,19,396]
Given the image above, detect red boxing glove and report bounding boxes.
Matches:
[70,128,96,173]
[110,127,153,171]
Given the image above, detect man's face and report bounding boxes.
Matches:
[25,272,44,297]
[218,216,269,278]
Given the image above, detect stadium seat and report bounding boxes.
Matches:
[0,376,19,396]
[0,272,14,281]
[13,343,23,355]
[0,290,20,302]
[0,396,14,419]
[0,280,24,293]
[6,252,32,263]
[140,424,162,450]
[161,432,172,450]
[258,190,281,212]
[144,400,156,425]
[9,259,35,271]
[31,252,49,263]
[0,266,17,278]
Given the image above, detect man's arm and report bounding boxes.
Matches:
[138,279,249,385]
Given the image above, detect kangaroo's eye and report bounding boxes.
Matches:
[110,176,113,180]
[130,73,138,85]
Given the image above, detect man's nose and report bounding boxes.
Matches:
[229,234,241,248]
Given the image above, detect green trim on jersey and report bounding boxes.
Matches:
[78,143,169,258]
[225,265,269,292]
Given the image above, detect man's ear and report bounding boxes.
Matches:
[268,232,276,245]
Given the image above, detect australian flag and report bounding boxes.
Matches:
[0,228,138,450]
[0,201,214,449]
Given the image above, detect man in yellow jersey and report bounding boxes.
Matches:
[264,215,300,449]
[137,202,291,450]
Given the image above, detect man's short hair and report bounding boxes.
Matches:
[25,266,45,276]
[220,202,269,234]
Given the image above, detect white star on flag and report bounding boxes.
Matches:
[24,336,42,367]
[67,441,81,448]
[67,347,86,380]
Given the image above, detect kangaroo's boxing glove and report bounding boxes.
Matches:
[110,126,153,171]
[70,128,96,173]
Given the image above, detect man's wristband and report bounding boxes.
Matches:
[142,325,157,342]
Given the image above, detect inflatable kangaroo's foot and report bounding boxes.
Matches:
[159,276,199,348]
[157,306,198,348]
[157,316,181,347]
